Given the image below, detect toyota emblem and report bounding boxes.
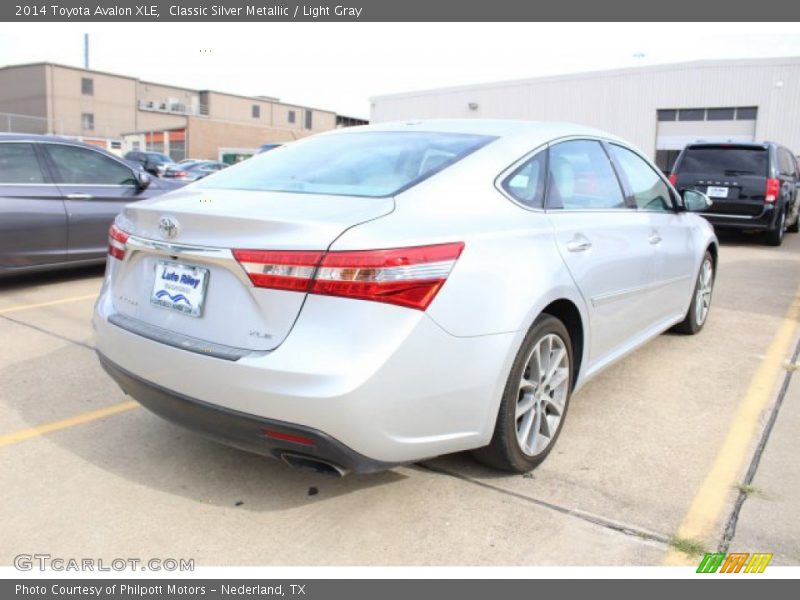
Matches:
[158,215,180,239]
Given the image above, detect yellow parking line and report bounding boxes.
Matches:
[0,293,98,315]
[665,287,800,565]
[0,401,139,448]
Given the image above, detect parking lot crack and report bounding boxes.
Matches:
[0,314,95,352]
[415,462,672,546]
[718,335,800,553]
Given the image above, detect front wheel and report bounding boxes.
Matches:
[672,251,714,335]
[473,314,573,473]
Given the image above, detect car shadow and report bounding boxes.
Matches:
[3,342,408,513]
[0,264,106,290]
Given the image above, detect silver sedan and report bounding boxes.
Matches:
[93,120,717,475]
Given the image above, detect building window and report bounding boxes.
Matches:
[305,109,312,130]
[252,104,260,119]
[110,141,122,150]
[81,113,94,130]
[81,77,93,96]
[706,107,736,121]
[657,109,677,122]
[288,110,296,124]
[678,108,705,121]
[736,106,758,120]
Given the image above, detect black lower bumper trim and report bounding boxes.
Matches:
[97,352,398,474]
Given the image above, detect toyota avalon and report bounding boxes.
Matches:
[94,120,718,475]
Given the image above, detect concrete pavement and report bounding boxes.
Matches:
[1,231,799,567]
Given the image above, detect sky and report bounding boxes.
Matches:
[1,22,799,119]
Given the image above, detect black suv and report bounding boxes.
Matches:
[670,142,800,246]
[124,150,177,177]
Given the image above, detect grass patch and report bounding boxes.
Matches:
[736,483,760,496]
[669,536,707,556]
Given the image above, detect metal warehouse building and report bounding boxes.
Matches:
[370,57,800,172]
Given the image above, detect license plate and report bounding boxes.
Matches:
[151,261,209,318]
[706,186,729,198]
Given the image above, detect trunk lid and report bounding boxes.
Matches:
[110,187,394,352]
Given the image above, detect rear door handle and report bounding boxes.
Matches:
[648,233,662,245]
[566,236,592,253]
[66,193,92,200]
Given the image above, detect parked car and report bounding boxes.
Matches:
[94,120,717,475]
[0,134,182,276]
[670,142,800,246]
[124,150,177,176]
[163,160,228,182]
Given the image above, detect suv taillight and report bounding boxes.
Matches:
[668,173,677,186]
[765,178,780,203]
[233,242,464,311]
[108,224,130,260]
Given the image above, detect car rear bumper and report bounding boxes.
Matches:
[699,205,777,231]
[97,352,395,474]
[93,290,518,467]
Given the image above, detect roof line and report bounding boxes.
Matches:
[370,56,800,102]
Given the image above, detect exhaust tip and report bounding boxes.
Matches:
[280,452,348,477]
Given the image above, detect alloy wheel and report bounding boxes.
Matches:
[515,333,570,457]
[695,258,713,326]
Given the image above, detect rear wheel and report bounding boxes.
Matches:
[673,251,714,335]
[764,209,786,246]
[787,212,799,233]
[474,314,573,473]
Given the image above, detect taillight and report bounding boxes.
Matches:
[233,242,464,311]
[765,178,780,203]
[668,173,677,186]
[232,249,324,291]
[108,223,129,260]
[312,243,464,310]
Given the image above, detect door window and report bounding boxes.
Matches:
[45,144,136,185]
[502,150,546,208]
[609,144,674,212]
[546,140,626,210]
[0,143,46,184]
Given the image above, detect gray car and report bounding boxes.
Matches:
[0,134,181,276]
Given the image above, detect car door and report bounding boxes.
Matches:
[544,139,656,367]
[42,143,143,263]
[0,141,67,270]
[607,143,696,325]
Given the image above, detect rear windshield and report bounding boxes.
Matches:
[197,131,494,197]
[677,146,768,177]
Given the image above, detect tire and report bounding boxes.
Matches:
[473,314,573,473]
[764,209,786,246]
[787,213,799,233]
[672,251,714,335]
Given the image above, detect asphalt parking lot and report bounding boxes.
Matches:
[1,232,799,567]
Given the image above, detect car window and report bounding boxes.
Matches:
[609,144,673,212]
[779,149,797,177]
[677,146,768,177]
[546,140,626,210]
[502,150,546,208]
[0,143,46,184]
[45,144,137,185]
[197,131,494,198]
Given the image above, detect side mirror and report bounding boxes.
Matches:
[682,189,712,212]
[134,169,152,190]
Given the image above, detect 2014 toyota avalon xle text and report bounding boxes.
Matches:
[94,120,718,475]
